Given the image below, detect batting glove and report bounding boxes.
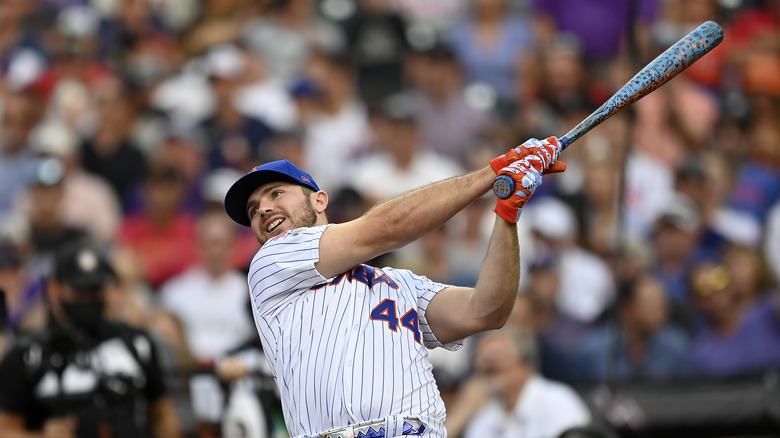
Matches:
[490,136,567,175]
[493,156,545,223]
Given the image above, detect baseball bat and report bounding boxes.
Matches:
[493,20,724,200]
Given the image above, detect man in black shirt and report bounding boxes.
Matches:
[0,241,181,438]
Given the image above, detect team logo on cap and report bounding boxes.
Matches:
[77,249,99,273]
[301,176,312,183]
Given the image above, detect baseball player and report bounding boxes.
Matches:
[223,137,566,438]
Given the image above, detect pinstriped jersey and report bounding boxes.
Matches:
[248,224,461,437]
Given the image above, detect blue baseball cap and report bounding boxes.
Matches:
[224,160,320,226]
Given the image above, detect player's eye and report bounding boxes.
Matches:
[272,190,283,198]
[248,206,259,219]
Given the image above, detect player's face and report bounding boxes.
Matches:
[246,182,318,244]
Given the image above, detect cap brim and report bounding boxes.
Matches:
[61,265,117,291]
[224,170,305,227]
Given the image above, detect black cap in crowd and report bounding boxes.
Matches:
[53,242,117,291]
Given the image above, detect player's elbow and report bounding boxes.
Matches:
[472,301,514,332]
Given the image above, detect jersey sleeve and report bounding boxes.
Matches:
[0,345,35,415]
[135,331,168,402]
[414,274,463,352]
[248,225,332,316]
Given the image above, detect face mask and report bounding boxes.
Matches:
[60,299,105,335]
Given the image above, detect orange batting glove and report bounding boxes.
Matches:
[490,136,567,175]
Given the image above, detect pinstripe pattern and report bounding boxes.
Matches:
[248,225,459,437]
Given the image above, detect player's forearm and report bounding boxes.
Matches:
[363,166,495,251]
[319,166,496,278]
[469,217,520,329]
[151,397,182,438]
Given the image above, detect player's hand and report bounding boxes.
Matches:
[493,157,545,223]
[489,136,567,175]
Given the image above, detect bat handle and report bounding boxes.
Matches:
[559,135,572,150]
[493,174,515,199]
[493,134,570,198]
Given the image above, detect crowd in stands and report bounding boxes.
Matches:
[0,0,779,437]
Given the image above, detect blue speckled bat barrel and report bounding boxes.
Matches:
[559,20,724,149]
[493,21,723,200]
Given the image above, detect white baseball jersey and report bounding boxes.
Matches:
[248,224,462,438]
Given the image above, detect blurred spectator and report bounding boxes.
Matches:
[616,113,678,242]
[0,2,39,68]
[726,115,780,222]
[97,0,169,61]
[405,225,456,284]
[649,191,704,305]
[0,240,182,438]
[151,131,208,214]
[443,196,495,288]
[723,244,771,310]
[45,77,97,136]
[390,0,465,34]
[117,162,198,290]
[690,257,780,378]
[0,240,46,335]
[579,274,692,383]
[17,120,122,243]
[299,49,371,193]
[0,90,43,219]
[766,199,780,285]
[532,0,658,68]
[200,166,260,269]
[232,48,298,132]
[35,5,112,97]
[724,0,780,97]
[631,76,720,168]
[241,0,345,83]
[574,155,620,258]
[216,302,282,438]
[158,210,255,436]
[80,75,149,211]
[262,128,307,169]
[22,157,92,279]
[521,259,589,384]
[525,196,615,323]
[339,0,410,104]
[524,34,600,136]
[673,154,762,260]
[447,0,536,108]
[350,92,464,204]
[410,43,490,167]
[157,210,254,359]
[196,44,274,172]
[447,324,592,438]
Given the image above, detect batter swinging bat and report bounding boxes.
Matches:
[494,20,724,199]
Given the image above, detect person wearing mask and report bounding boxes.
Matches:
[0,240,181,438]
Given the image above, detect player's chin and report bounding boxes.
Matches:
[266,221,292,239]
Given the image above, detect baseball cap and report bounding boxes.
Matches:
[53,242,117,291]
[527,196,578,241]
[224,160,320,227]
[202,44,246,80]
[654,192,700,233]
[24,157,66,187]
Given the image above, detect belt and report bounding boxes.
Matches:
[322,416,426,438]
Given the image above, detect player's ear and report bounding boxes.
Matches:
[312,190,328,214]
